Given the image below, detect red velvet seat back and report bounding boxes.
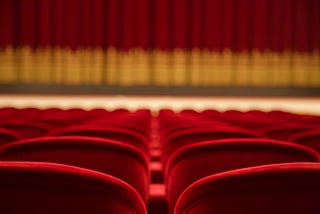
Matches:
[0,128,21,146]
[290,129,320,153]
[262,123,317,141]
[0,121,51,138]
[175,163,320,214]
[162,127,264,164]
[0,161,146,214]
[47,125,149,155]
[0,136,149,202]
[166,138,320,212]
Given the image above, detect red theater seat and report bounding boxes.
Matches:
[0,136,149,202]
[0,128,21,146]
[0,120,51,138]
[166,138,320,212]
[160,120,230,141]
[290,129,320,153]
[0,161,146,214]
[175,163,320,214]
[47,125,149,155]
[162,127,264,164]
[262,123,316,141]
[0,107,17,118]
[87,119,151,138]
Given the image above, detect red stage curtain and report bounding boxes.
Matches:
[0,0,319,86]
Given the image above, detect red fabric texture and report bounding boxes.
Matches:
[1,0,319,51]
[0,0,14,47]
[166,138,320,212]
[263,125,317,141]
[290,129,320,153]
[162,127,264,165]
[175,162,320,214]
[47,125,149,154]
[0,161,146,214]
[0,121,51,138]
[0,136,149,202]
[0,128,22,146]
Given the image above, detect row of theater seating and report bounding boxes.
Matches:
[0,107,319,213]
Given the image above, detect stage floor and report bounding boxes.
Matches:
[0,95,319,115]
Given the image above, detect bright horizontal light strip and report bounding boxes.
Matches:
[0,95,319,115]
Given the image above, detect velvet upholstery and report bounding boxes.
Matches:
[175,163,320,214]
[0,161,146,214]
[0,136,149,202]
[166,138,320,212]
[0,128,21,146]
[289,129,320,153]
[162,127,264,165]
[262,123,316,141]
[0,121,51,138]
[47,125,149,154]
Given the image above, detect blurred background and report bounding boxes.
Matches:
[0,1,319,168]
[0,0,319,96]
